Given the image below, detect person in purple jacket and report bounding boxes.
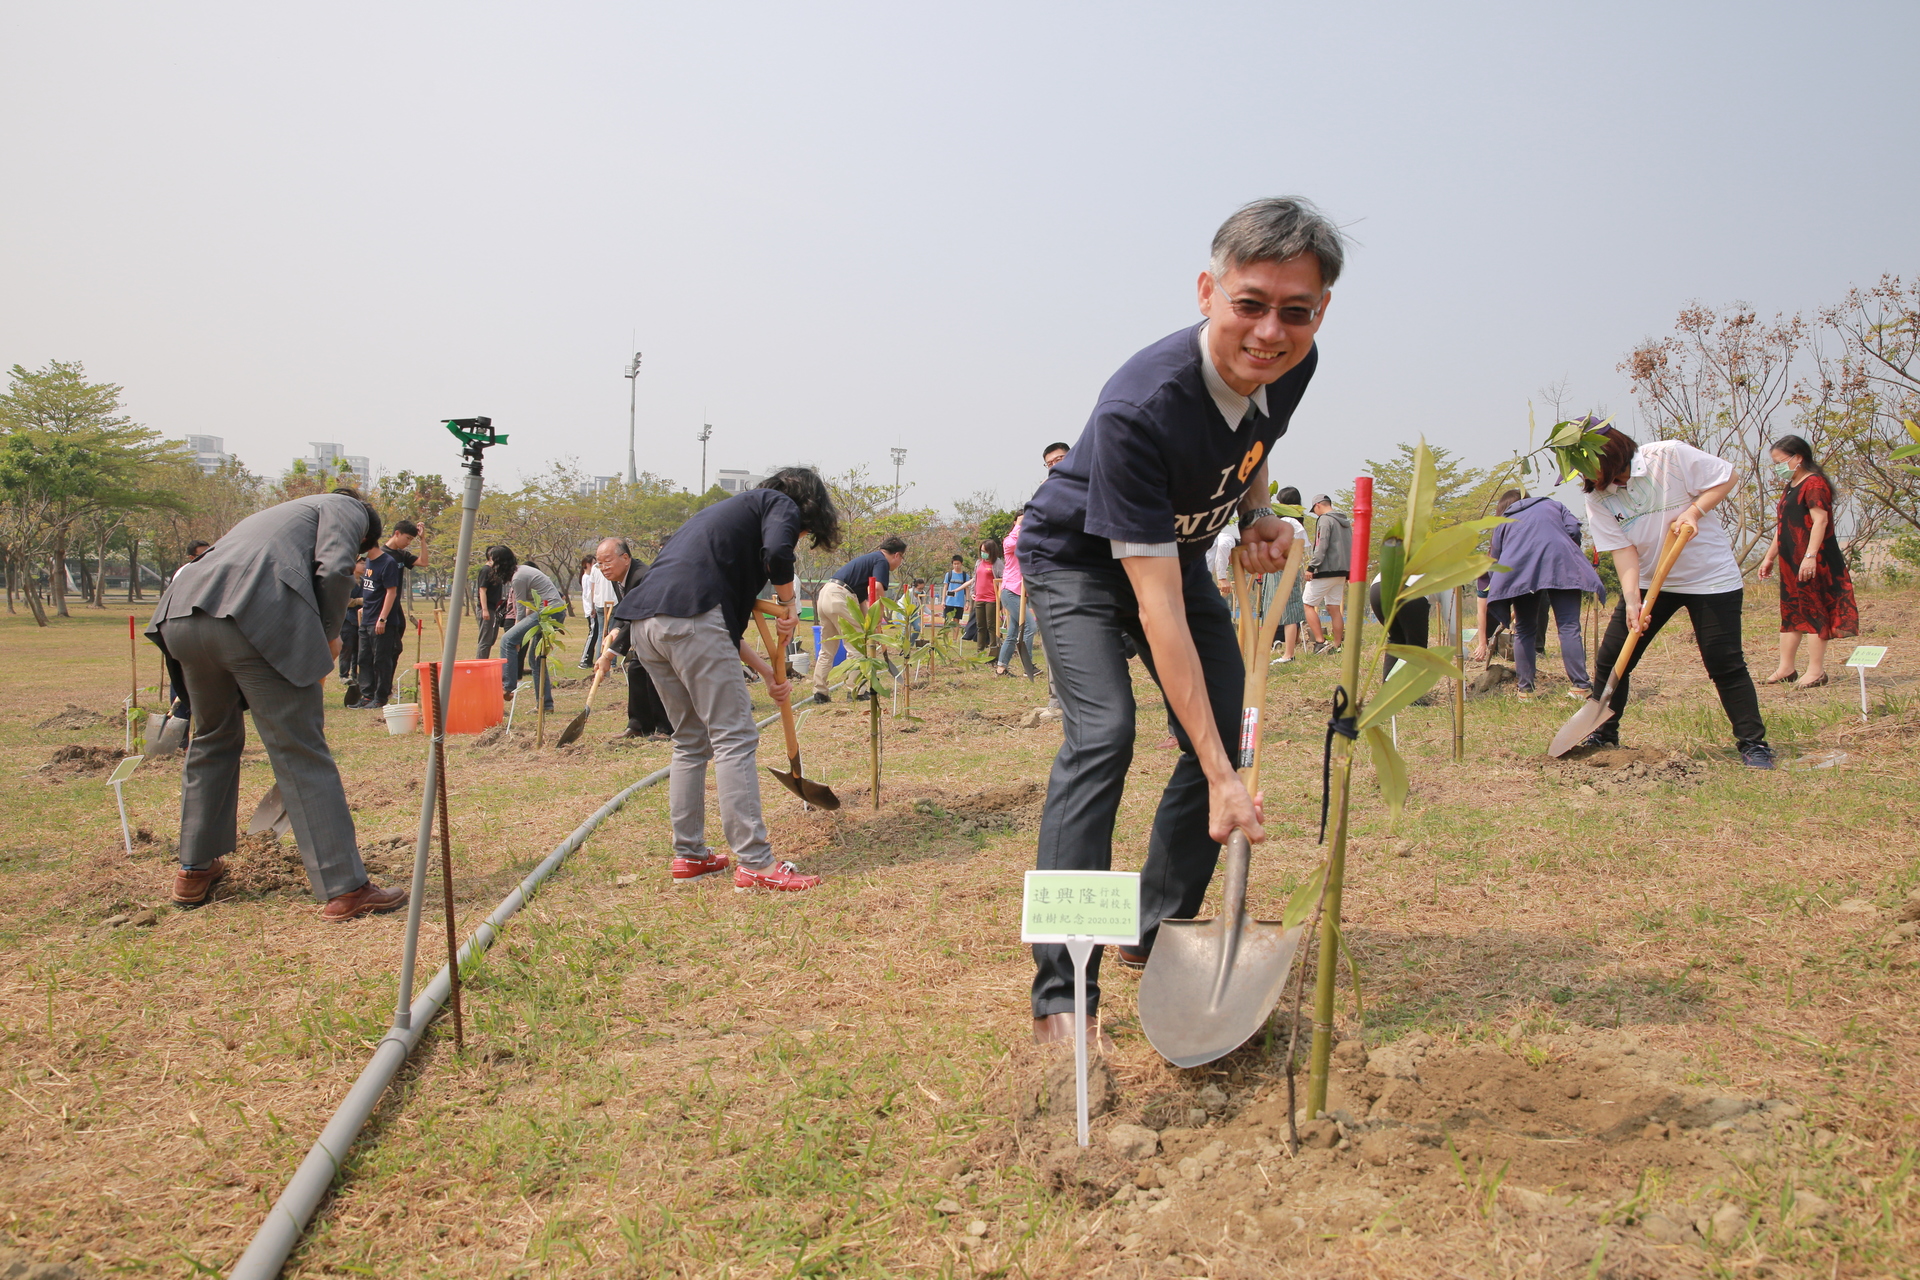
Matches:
[1487,493,1606,697]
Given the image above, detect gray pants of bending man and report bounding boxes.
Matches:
[162,612,370,902]
[631,607,775,870]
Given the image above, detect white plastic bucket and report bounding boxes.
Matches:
[383,703,420,736]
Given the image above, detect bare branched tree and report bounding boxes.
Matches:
[1800,275,1920,543]
[1619,304,1806,567]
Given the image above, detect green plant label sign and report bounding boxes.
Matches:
[1845,646,1887,668]
[1020,871,1140,945]
[107,755,143,785]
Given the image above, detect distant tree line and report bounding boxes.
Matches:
[0,360,1026,628]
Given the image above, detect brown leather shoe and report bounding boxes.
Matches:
[172,857,229,907]
[1033,1012,1115,1053]
[321,881,408,922]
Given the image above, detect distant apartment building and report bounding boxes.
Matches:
[298,442,372,486]
[182,434,234,476]
[714,468,766,495]
[576,475,621,498]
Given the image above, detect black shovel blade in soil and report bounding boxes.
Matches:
[343,681,361,707]
[1548,695,1616,758]
[766,762,840,810]
[554,706,592,748]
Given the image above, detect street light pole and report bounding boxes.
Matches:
[697,423,713,495]
[624,353,642,484]
[890,447,907,509]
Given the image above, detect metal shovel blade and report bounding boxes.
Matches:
[247,783,293,838]
[1138,833,1304,1069]
[1548,695,1617,758]
[766,757,840,810]
[153,715,188,756]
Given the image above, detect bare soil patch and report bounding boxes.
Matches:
[1002,1026,1818,1278]
[33,704,114,732]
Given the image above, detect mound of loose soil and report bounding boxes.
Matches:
[995,1029,1809,1276]
[34,745,125,780]
[1545,747,1704,793]
[34,704,113,731]
[221,832,412,898]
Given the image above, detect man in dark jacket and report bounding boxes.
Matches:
[146,490,409,921]
[593,537,673,738]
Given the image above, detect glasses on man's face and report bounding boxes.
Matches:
[1211,275,1323,327]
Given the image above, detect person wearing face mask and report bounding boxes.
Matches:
[1579,425,1774,767]
[1758,435,1857,688]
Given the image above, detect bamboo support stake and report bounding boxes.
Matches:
[1452,585,1466,762]
[1307,476,1372,1118]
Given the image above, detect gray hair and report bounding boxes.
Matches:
[595,536,632,558]
[1209,197,1346,288]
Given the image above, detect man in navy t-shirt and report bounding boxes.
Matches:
[809,536,906,701]
[1017,197,1345,1047]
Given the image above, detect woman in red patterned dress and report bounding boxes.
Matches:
[1758,435,1857,688]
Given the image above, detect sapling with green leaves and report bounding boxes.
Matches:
[1486,407,1614,503]
[830,597,907,808]
[1303,441,1502,1117]
[525,601,568,747]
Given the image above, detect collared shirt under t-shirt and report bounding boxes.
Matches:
[1019,322,1316,575]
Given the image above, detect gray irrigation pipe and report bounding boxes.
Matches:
[230,687,827,1278]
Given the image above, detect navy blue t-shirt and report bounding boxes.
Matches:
[359,553,404,630]
[830,550,893,598]
[615,489,801,645]
[1020,324,1316,574]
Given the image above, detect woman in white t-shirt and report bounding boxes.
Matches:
[1581,427,1772,767]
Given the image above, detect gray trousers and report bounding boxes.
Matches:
[162,612,369,902]
[631,607,774,870]
[1025,561,1243,1018]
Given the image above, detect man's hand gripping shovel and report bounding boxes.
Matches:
[752,600,840,810]
[1138,535,1312,1068]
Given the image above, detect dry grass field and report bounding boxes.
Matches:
[1,586,1917,1279]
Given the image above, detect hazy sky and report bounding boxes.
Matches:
[5,2,1915,516]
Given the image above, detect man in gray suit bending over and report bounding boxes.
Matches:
[148,489,410,921]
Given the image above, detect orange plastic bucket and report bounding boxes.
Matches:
[415,659,506,734]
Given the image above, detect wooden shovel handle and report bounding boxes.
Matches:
[751,607,803,761]
[581,665,605,712]
[1229,547,1278,790]
[1605,524,1695,684]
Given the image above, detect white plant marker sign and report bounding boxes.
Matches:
[107,755,143,855]
[1020,870,1140,1148]
[1845,646,1887,722]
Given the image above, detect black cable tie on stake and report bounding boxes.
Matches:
[1318,685,1358,843]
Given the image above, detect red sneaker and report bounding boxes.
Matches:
[670,850,731,883]
[733,860,822,893]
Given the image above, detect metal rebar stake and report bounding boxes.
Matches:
[394,419,503,1032]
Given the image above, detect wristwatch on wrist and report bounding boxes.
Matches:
[1239,505,1275,529]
